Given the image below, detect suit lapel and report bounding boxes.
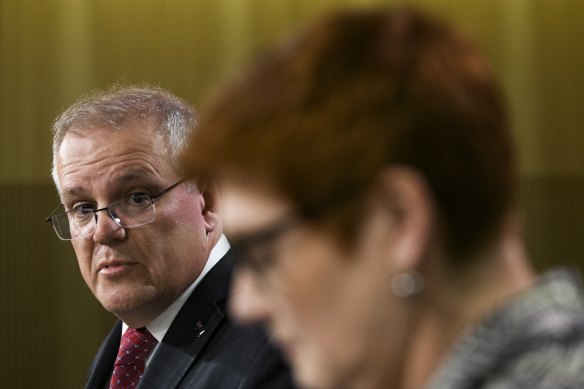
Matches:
[138,251,234,388]
[85,322,122,389]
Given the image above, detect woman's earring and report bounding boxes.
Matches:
[391,270,424,298]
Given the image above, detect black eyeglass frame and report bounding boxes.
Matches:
[229,213,302,273]
[45,179,185,240]
[229,184,364,274]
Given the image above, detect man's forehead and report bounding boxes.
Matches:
[58,166,169,201]
[55,120,175,195]
[57,124,168,167]
[63,170,154,190]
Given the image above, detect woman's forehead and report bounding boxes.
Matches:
[220,180,293,234]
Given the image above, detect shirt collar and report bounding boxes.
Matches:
[122,234,230,342]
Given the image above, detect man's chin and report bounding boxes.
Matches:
[96,285,155,318]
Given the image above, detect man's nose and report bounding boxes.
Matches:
[229,270,271,325]
[93,209,125,243]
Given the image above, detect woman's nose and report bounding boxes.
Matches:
[229,269,271,325]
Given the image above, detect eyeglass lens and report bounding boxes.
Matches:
[51,196,156,240]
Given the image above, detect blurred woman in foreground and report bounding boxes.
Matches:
[182,7,584,389]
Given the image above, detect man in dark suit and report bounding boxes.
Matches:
[46,85,295,388]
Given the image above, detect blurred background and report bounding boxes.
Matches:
[1,0,583,387]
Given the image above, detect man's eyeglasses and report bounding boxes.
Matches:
[46,180,184,240]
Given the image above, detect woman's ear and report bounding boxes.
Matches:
[375,166,435,271]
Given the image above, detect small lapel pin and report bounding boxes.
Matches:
[195,321,206,338]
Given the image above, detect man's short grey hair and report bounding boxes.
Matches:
[51,84,197,191]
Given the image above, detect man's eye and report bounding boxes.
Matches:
[127,193,151,207]
[72,203,95,218]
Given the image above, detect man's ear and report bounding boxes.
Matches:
[198,180,222,235]
[375,166,435,271]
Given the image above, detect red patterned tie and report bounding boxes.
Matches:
[109,327,158,389]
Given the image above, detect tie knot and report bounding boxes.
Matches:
[110,327,158,389]
[119,327,158,362]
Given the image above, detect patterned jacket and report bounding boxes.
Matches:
[427,268,584,389]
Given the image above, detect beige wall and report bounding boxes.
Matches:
[1,0,583,387]
[1,0,583,181]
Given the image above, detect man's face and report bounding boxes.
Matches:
[55,119,218,327]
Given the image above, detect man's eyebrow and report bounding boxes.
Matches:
[61,186,85,197]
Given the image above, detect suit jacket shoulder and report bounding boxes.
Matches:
[85,250,296,389]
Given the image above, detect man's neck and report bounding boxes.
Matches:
[120,234,230,331]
